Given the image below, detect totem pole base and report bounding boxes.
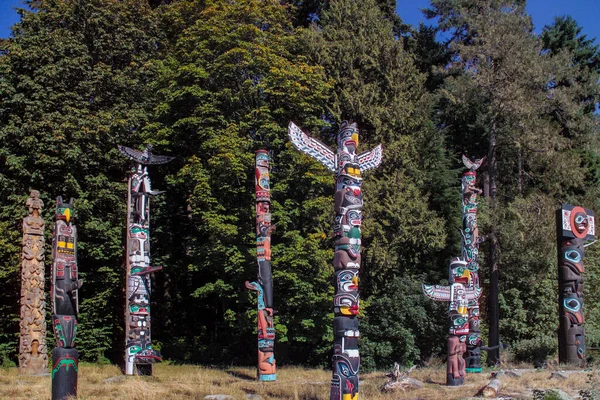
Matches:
[52,347,78,400]
[446,374,464,386]
[258,373,276,381]
[466,367,482,373]
[135,364,153,376]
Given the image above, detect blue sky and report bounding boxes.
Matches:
[0,0,599,44]
[396,0,600,43]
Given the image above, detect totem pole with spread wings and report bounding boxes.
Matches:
[288,121,382,400]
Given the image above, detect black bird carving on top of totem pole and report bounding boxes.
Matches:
[117,144,175,165]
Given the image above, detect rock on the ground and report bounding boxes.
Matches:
[245,395,264,400]
[103,376,126,384]
[550,371,569,380]
[204,396,236,400]
[543,389,573,400]
[505,370,522,378]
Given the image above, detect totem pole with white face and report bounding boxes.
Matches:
[118,145,174,375]
[51,197,82,400]
[245,150,276,381]
[460,155,485,372]
[288,121,382,400]
[557,204,595,366]
[423,258,482,386]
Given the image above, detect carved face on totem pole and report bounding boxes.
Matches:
[56,197,74,223]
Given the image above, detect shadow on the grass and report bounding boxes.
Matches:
[225,368,257,381]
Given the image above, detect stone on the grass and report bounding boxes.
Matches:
[505,370,522,378]
[550,371,569,380]
[245,395,264,400]
[204,395,236,400]
[543,389,573,400]
[103,376,126,384]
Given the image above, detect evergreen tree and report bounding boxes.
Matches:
[427,0,599,363]
[304,0,455,368]
[148,0,333,365]
[0,0,161,363]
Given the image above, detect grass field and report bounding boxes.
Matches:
[0,363,598,399]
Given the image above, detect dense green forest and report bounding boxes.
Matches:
[1,0,599,370]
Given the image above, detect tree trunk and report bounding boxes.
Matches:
[487,120,500,366]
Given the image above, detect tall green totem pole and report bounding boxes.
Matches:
[288,121,382,400]
[460,155,485,372]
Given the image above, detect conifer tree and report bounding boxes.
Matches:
[304,0,454,368]
[0,0,161,362]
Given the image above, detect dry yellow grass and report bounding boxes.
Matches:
[0,363,597,399]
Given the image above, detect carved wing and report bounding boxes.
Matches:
[147,154,175,165]
[118,145,145,162]
[466,286,483,300]
[358,144,383,172]
[288,122,335,172]
[422,283,451,301]
[462,154,485,171]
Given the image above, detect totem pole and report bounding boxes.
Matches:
[118,144,174,375]
[245,150,276,381]
[423,258,482,386]
[19,190,48,375]
[460,155,485,373]
[556,204,595,366]
[288,121,382,400]
[51,197,82,399]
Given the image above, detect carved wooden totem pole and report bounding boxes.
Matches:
[245,150,276,381]
[288,121,382,400]
[51,197,82,400]
[118,144,174,375]
[423,258,482,386]
[460,155,485,373]
[19,190,48,375]
[556,204,595,366]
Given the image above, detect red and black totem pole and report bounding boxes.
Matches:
[245,150,276,381]
[288,121,382,400]
[51,197,82,400]
[556,204,595,366]
[460,155,485,373]
[118,144,174,375]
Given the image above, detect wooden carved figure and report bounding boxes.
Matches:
[51,197,82,399]
[288,121,382,400]
[118,144,173,375]
[246,150,276,381]
[556,204,595,365]
[19,190,48,375]
[423,258,482,386]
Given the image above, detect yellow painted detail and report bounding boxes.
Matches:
[351,133,359,148]
[64,208,71,223]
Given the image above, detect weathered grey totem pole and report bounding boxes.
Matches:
[245,150,276,381]
[288,121,382,400]
[118,144,174,375]
[556,204,595,366]
[19,190,48,375]
[423,258,482,386]
[51,197,82,400]
[460,155,485,373]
